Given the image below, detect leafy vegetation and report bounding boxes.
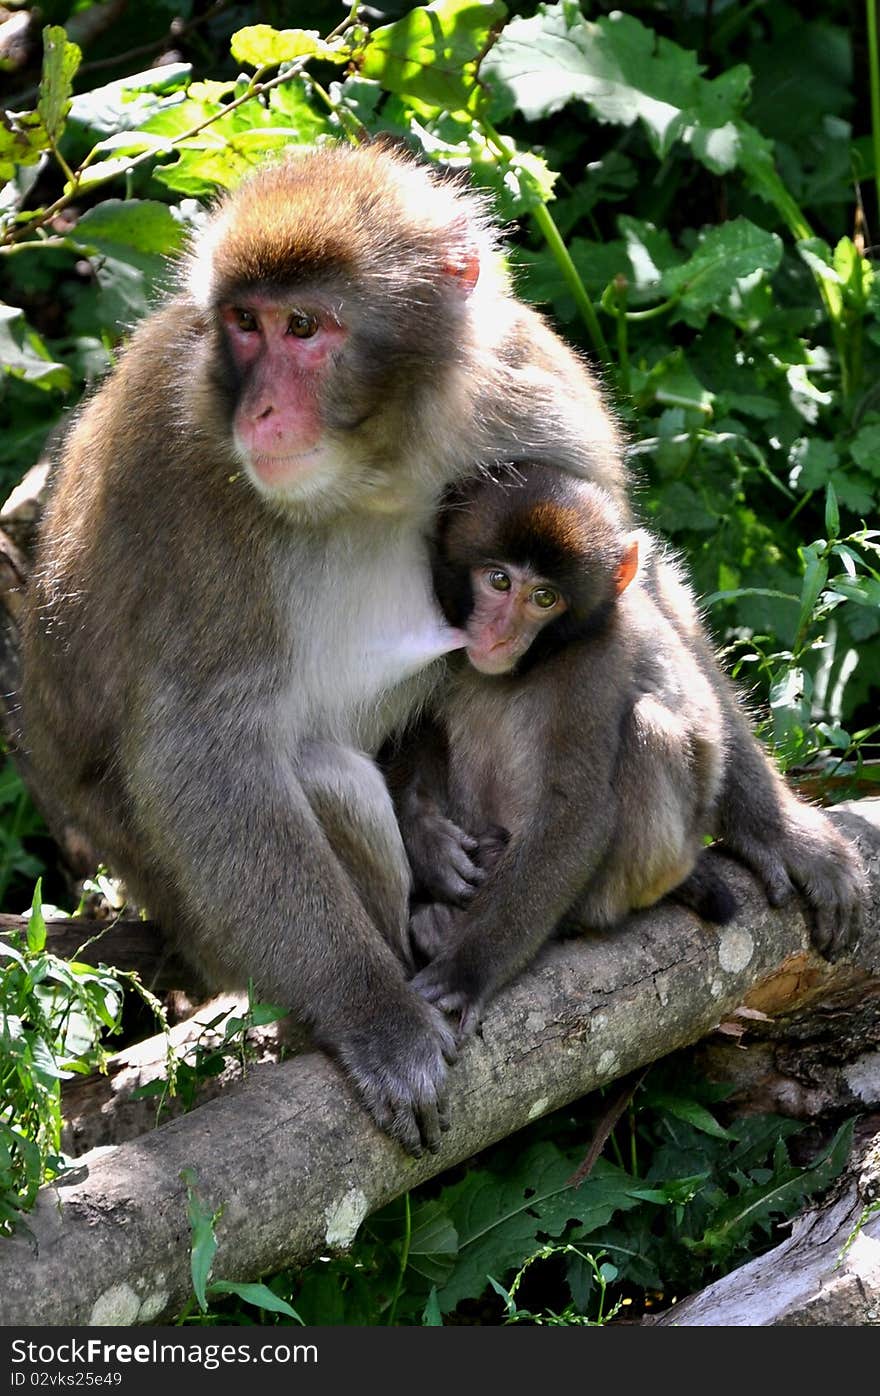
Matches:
[186,1070,853,1325]
[0,0,874,1323]
[0,881,126,1230]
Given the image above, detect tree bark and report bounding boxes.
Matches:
[0,799,877,1327]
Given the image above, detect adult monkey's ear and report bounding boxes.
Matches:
[615,536,640,594]
[442,221,480,295]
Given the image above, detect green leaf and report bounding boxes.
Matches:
[663,219,783,318]
[0,111,50,185]
[436,1144,641,1311]
[76,200,187,258]
[638,351,714,416]
[182,1168,219,1312]
[361,0,507,113]
[422,1287,443,1326]
[38,26,82,145]
[67,63,191,141]
[824,483,840,541]
[484,6,749,168]
[26,881,46,955]
[649,1094,734,1140]
[231,26,340,68]
[0,305,71,392]
[696,1121,853,1258]
[207,1280,303,1321]
[70,200,187,329]
[796,543,829,637]
[849,424,880,479]
[789,437,838,492]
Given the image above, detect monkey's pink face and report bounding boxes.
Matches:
[465,564,566,675]
[221,297,347,491]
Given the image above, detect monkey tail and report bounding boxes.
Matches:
[672,859,738,924]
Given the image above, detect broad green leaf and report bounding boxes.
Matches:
[638,351,714,416]
[207,1280,302,1320]
[788,437,838,492]
[436,1144,641,1311]
[0,306,71,392]
[231,25,340,68]
[832,472,877,515]
[484,6,749,169]
[76,200,186,258]
[67,63,191,140]
[361,0,506,113]
[406,1200,459,1286]
[849,424,880,479]
[0,111,50,185]
[663,219,782,317]
[38,26,82,144]
[651,481,717,536]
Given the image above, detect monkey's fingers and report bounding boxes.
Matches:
[722,821,865,959]
[721,834,796,908]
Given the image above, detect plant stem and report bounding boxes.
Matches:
[530,201,611,365]
[386,1192,412,1326]
[869,0,880,232]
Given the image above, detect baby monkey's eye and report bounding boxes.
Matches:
[530,587,559,610]
[487,569,511,592]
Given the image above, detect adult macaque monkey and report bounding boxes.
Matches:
[20,144,622,1155]
[20,143,863,1148]
[392,465,738,1033]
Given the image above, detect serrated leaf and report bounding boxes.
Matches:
[361,0,506,113]
[788,437,838,491]
[695,1121,853,1257]
[231,26,340,68]
[38,26,82,144]
[849,424,880,479]
[663,219,782,316]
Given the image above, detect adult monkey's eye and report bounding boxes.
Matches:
[530,587,559,610]
[488,569,511,592]
[288,310,319,338]
[232,308,258,333]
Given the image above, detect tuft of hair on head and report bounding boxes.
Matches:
[184,141,507,310]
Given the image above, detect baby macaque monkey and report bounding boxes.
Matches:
[396,463,736,1034]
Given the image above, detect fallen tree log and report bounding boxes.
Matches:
[0,799,877,1327]
[0,914,192,993]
